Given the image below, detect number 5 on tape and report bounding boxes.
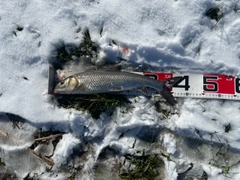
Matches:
[203,74,235,94]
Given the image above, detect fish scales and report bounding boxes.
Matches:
[74,71,164,93]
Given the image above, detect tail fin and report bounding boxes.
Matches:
[161,77,182,106]
[160,91,177,106]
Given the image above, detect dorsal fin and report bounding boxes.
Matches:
[79,63,122,73]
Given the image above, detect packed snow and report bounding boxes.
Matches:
[1,0,240,179]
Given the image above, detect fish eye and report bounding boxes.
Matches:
[60,81,64,85]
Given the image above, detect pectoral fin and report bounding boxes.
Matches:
[138,87,149,95]
[76,83,87,90]
[109,86,123,92]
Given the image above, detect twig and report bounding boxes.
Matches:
[28,148,54,166]
[0,130,20,145]
[0,130,54,166]
[34,133,62,141]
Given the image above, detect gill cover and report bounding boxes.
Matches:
[54,76,78,93]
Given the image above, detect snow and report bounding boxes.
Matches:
[1,0,240,179]
[52,133,81,168]
[162,133,177,154]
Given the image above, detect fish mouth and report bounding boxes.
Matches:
[54,89,58,93]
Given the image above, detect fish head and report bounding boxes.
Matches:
[54,76,78,94]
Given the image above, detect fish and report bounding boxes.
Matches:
[54,69,181,105]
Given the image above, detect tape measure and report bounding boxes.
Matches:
[48,67,240,100]
[142,72,240,100]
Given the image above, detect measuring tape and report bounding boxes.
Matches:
[142,72,240,100]
[48,67,240,100]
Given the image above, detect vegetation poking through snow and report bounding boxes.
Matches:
[154,100,172,117]
[208,144,240,177]
[119,154,164,180]
[76,28,98,58]
[56,94,129,119]
[234,2,240,12]
[201,171,208,180]
[225,123,232,133]
[56,44,74,63]
[210,160,240,177]
[56,28,99,63]
[0,158,5,166]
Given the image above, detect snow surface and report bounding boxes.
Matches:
[1,0,240,179]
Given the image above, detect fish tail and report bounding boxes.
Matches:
[161,77,182,106]
[160,91,176,106]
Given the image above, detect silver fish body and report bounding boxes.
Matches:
[54,70,179,105]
